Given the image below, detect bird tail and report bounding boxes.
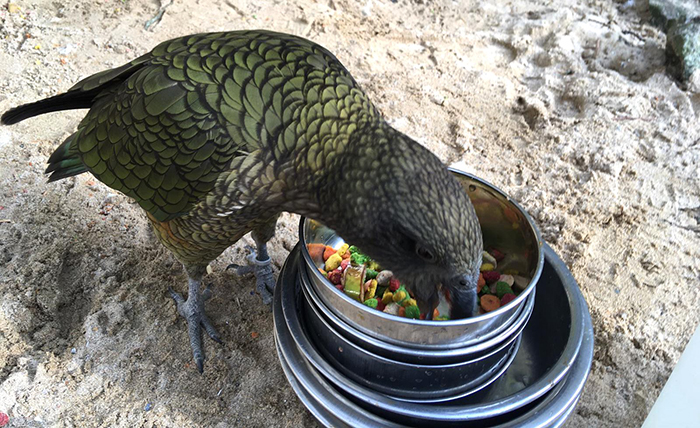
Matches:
[0,90,96,125]
[44,134,88,182]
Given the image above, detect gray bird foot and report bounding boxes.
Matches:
[169,283,222,373]
[227,246,275,305]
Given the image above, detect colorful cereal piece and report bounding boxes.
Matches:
[383,302,402,316]
[392,285,409,305]
[324,253,343,271]
[495,281,514,299]
[402,298,417,308]
[435,315,450,321]
[367,260,380,271]
[489,248,505,262]
[477,273,486,293]
[342,265,365,301]
[500,293,517,306]
[480,263,495,272]
[382,290,394,305]
[335,284,344,291]
[376,270,393,286]
[307,243,325,265]
[376,300,386,311]
[364,279,378,300]
[480,294,500,312]
[405,305,420,319]
[323,246,337,261]
[498,274,514,287]
[482,270,501,283]
[389,277,400,291]
[398,306,406,317]
[340,259,350,271]
[482,251,498,268]
[327,269,343,285]
[366,269,378,279]
[336,243,350,257]
[364,298,379,309]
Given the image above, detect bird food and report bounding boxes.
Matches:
[309,243,528,320]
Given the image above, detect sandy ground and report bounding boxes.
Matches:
[0,0,699,426]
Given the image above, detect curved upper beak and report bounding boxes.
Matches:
[444,273,479,319]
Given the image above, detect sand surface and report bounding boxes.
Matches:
[1,0,699,427]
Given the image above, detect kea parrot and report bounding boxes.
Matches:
[2,30,483,373]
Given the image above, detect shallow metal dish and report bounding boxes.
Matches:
[273,243,593,425]
[299,169,544,348]
[300,270,527,401]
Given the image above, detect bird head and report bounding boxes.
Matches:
[317,122,483,320]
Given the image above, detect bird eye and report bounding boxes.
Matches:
[415,245,436,263]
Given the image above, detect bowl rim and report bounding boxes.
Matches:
[298,168,544,326]
[300,259,537,357]
[300,272,528,369]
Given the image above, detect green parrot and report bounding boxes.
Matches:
[2,30,483,373]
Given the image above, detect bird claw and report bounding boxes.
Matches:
[227,247,276,305]
[169,285,222,373]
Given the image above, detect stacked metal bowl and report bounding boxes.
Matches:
[273,170,594,427]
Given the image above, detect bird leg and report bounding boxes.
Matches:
[169,266,222,373]
[227,217,279,305]
[227,242,275,305]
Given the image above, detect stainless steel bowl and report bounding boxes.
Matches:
[300,262,536,365]
[299,169,544,348]
[273,243,594,426]
[299,269,531,401]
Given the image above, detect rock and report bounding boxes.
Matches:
[649,0,700,30]
[666,17,700,82]
[7,3,20,14]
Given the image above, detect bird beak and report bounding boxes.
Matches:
[444,273,479,319]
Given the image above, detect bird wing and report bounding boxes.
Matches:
[64,31,310,222]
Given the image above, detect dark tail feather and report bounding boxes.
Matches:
[45,135,88,182]
[1,90,96,125]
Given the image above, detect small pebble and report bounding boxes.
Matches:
[71,347,77,354]
[7,3,20,13]
[144,403,152,412]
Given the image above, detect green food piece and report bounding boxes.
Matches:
[405,305,420,319]
[343,265,365,301]
[495,281,514,299]
[351,251,370,266]
[348,245,360,254]
[435,315,450,321]
[479,284,492,296]
[363,298,378,309]
[365,269,378,279]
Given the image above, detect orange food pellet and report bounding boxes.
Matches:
[433,308,439,319]
[251,332,259,339]
[307,243,325,264]
[477,274,486,292]
[323,246,337,261]
[398,306,406,317]
[480,295,500,312]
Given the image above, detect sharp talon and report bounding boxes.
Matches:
[196,357,204,374]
